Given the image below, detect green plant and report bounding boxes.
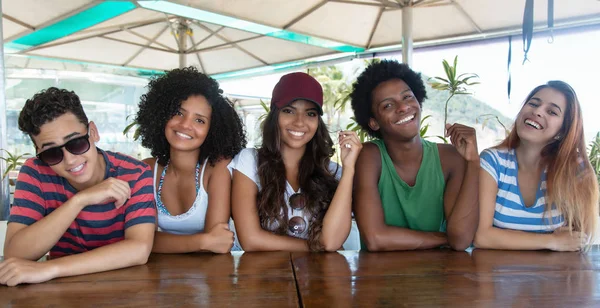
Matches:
[345,117,372,143]
[477,114,511,137]
[588,132,600,184]
[122,115,141,141]
[429,56,480,132]
[257,99,270,128]
[0,149,31,184]
[419,115,446,143]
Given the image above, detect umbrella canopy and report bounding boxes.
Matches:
[2,0,600,78]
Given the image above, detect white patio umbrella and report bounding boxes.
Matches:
[1,0,599,78]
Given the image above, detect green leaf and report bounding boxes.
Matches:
[432,76,450,84]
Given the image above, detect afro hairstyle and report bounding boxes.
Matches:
[136,66,246,166]
[350,60,427,139]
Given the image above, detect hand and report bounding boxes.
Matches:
[76,177,131,209]
[549,227,586,252]
[203,223,234,253]
[445,123,479,162]
[0,258,59,286]
[338,131,362,168]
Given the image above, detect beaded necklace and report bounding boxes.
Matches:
[156,161,201,215]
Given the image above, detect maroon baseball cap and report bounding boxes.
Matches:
[271,72,324,115]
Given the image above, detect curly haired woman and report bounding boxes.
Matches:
[231,72,362,252]
[136,67,246,253]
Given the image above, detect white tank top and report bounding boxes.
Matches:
[153,159,209,235]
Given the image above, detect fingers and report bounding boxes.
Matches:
[445,124,476,146]
[106,178,131,208]
[338,131,361,150]
[0,260,18,286]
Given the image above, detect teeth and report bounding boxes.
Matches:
[525,119,542,130]
[396,114,415,124]
[176,132,192,139]
[289,130,305,137]
[69,163,84,172]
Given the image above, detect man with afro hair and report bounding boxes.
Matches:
[1,87,156,286]
[350,60,479,251]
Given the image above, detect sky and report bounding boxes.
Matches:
[220,25,600,141]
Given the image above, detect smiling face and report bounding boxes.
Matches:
[164,95,212,153]
[368,78,421,141]
[277,99,320,152]
[32,112,103,190]
[516,87,567,145]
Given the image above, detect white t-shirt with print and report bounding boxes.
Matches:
[229,148,342,239]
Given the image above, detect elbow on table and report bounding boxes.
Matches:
[362,234,383,252]
[321,239,342,252]
[473,230,493,249]
[237,236,261,252]
[447,231,475,251]
[448,238,472,251]
[133,242,153,265]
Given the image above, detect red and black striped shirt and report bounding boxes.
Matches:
[9,149,157,258]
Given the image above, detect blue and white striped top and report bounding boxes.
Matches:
[480,148,564,232]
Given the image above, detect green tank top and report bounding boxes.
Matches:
[361,139,446,250]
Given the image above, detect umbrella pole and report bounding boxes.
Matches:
[178,18,188,69]
[401,5,413,67]
[0,0,9,220]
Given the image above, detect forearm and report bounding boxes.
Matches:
[321,169,354,251]
[474,226,554,250]
[239,229,309,252]
[5,197,84,260]
[446,161,480,250]
[363,226,448,251]
[152,231,206,253]
[47,237,153,279]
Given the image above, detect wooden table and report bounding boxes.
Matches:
[0,252,299,307]
[2,249,600,307]
[292,249,600,307]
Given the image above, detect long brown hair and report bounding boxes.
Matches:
[500,80,599,239]
[256,107,339,251]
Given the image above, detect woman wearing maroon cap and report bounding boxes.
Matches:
[230,72,362,251]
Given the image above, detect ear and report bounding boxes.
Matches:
[88,121,100,143]
[368,118,380,132]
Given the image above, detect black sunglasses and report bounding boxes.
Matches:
[37,134,91,166]
[288,193,307,235]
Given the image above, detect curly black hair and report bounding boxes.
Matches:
[136,66,247,166]
[350,60,427,139]
[18,87,88,139]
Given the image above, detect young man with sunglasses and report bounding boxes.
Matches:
[0,87,156,287]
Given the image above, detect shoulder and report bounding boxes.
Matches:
[359,141,382,160]
[207,157,232,177]
[435,142,460,159]
[355,141,382,179]
[17,157,48,183]
[435,142,463,175]
[480,147,512,165]
[106,151,152,182]
[142,157,158,170]
[106,150,149,169]
[233,148,258,166]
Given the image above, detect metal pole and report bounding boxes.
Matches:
[178,18,188,68]
[401,4,413,67]
[0,0,9,220]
